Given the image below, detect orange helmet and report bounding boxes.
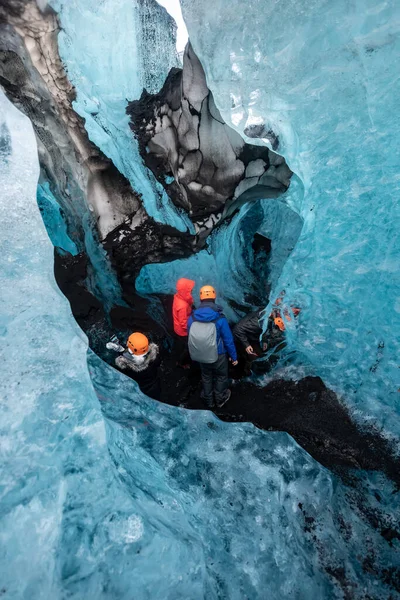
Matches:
[200,285,216,300]
[274,317,285,332]
[127,332,149,355]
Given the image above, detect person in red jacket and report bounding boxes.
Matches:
[173,278,195,367]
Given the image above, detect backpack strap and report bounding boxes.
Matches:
[191,313,222,323]
[213,315,223,348]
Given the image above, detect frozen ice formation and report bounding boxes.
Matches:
[0,106,398,596]
[0,0,400,597]
[180,0,400,437]
[127,42,292,222]
[0,0,197,315]
[0,0,292,314]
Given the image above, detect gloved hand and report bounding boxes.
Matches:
[106,342,125,352]
[115,356,126,369]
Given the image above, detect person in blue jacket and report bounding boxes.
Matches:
[188,285,238,408]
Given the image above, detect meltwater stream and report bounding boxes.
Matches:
[1,92,399,599]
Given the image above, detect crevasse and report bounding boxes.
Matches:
[1,0,400,597]
[2,89,399,599]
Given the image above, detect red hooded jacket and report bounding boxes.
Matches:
[173,278,195,336]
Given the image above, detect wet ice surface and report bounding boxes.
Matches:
[1,94,400,599]
[0,94,140,598]
[180,0,400,437]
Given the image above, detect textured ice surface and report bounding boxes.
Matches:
[37,182,78,255]
[2,92,399,599]
[50,0,190,231]
[181,0,400,435]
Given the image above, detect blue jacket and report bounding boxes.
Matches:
[188,302,237,361]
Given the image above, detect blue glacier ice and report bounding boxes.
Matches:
[180,0,400,437]
[137,187,304,321]
[37,182,78,255]
[1,0,400,596]
[2,92,400,598]
[52,0,400,439]
[50,0,192,233]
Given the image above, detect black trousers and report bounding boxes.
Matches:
[200,354,229,406]
[175,335,190,366]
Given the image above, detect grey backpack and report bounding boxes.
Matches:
[188,316,220,363]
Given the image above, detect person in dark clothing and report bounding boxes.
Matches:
[233,300,300,376]
[233,309,268,356]
[108,332,162,400]
[188,285,238,408]
[233,309,271,376]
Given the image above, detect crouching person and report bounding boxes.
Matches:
[188,285,238,409]
[233,308,269,377]
[114,332,161,400]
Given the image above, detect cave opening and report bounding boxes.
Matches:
[54,190,303,378]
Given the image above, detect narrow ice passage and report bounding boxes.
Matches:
[1,0,400,597]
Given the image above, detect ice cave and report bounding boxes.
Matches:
[0,0,399,598]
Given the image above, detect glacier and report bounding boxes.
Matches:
[0,99,399,598]
[2,92,394,599]
[180,0,400,436]
[0,0,400,598]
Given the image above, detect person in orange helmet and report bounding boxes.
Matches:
[172,278,195,367]
[263,297,301,370]
[109,332,161,399]
[188,285,238,408]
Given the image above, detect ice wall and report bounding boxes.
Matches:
[180,0,400,435]
[2,91,399,600]
[0,93,138,597]
[50,0,190,231]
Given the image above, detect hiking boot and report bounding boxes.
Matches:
[216,389,231,408]
[201,393,215,409]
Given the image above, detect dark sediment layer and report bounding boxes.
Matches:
[160,344,400,486]
[127,43,292,222]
